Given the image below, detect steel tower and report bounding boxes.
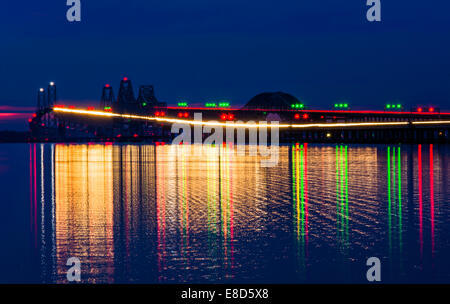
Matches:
[117,77,135,113]
[37,88,45,111]
[101,84,115,109]
[47,82,57,108]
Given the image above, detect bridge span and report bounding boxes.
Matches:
[28,79,450,143]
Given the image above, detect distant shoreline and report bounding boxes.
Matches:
[0,130,30,143]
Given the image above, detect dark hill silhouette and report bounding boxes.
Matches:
[243,92,300,110]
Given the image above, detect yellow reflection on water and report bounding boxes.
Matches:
[48,143,387,282]
[292,143,309,278]
[55,144,114,283]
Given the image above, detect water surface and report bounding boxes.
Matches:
[0,143,448,283]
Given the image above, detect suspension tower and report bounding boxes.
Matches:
[101,84,115,110]
[137,85,159,113]
[37,88,45,112]
[47,82,57,108]
[117,77,135,113]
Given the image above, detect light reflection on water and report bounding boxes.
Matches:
[7,143,450,283]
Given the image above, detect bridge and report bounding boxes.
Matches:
[29,78,450,143]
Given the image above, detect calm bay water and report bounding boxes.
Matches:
[0,143,449,283]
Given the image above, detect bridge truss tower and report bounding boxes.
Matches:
[37,88,46,111]
[117,77,136,113]
[101,84,115,109]
[47,82,57,108]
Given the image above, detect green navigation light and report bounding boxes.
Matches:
[386,103,402,110]
[334,103,349,109]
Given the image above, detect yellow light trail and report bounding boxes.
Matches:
[412,120,450,125]
[53,107,450,129]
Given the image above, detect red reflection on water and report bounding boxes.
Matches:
[229,145,235,271]
[220,143,235,274]
[229,175,234,270]
[185,164,189,248]
[29,144,33,232]
[123,148,130,268]
[156,145,167,277]
[418,144,423,259]
[304,143,309,250]
[179,151,189,254]
[34,145,37,240]
[32,144,37,248]
[430,144,435,257]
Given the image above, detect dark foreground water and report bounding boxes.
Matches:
[0,143,449,283]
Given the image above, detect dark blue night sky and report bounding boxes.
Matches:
[1,0,450,129]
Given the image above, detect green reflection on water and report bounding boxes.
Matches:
[336,145,349,251]
[387,146,403,272]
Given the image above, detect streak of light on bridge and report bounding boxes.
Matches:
[53,107,450,129]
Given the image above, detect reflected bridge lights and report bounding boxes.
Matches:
[171,113,280,167]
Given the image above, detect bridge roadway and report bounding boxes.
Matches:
[160,106,450,122]
[29,106,450,143]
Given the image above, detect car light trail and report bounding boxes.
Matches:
[53,107,450,129]
[412,120,450,125]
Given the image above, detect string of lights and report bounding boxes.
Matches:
[53,107,450,129]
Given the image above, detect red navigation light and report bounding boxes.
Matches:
[294,113,300,120]
[123,77,128,81]
[28,118,32,123]
[183,112,189,118]
[117,134,122,138]
[178,112,183,118]
[417,107,423,112]
[105,84,110,88]
[161,142,165,146]
[429,107,434,112]
[303,114,309,119]
[32,113,37,118]
[228,114,235,120]
[69,105,75,109]
[87,106,95,111]
[160,111,165,117]
[221,113,227,120]
[155,111,160,117]
[133,134,138,138]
